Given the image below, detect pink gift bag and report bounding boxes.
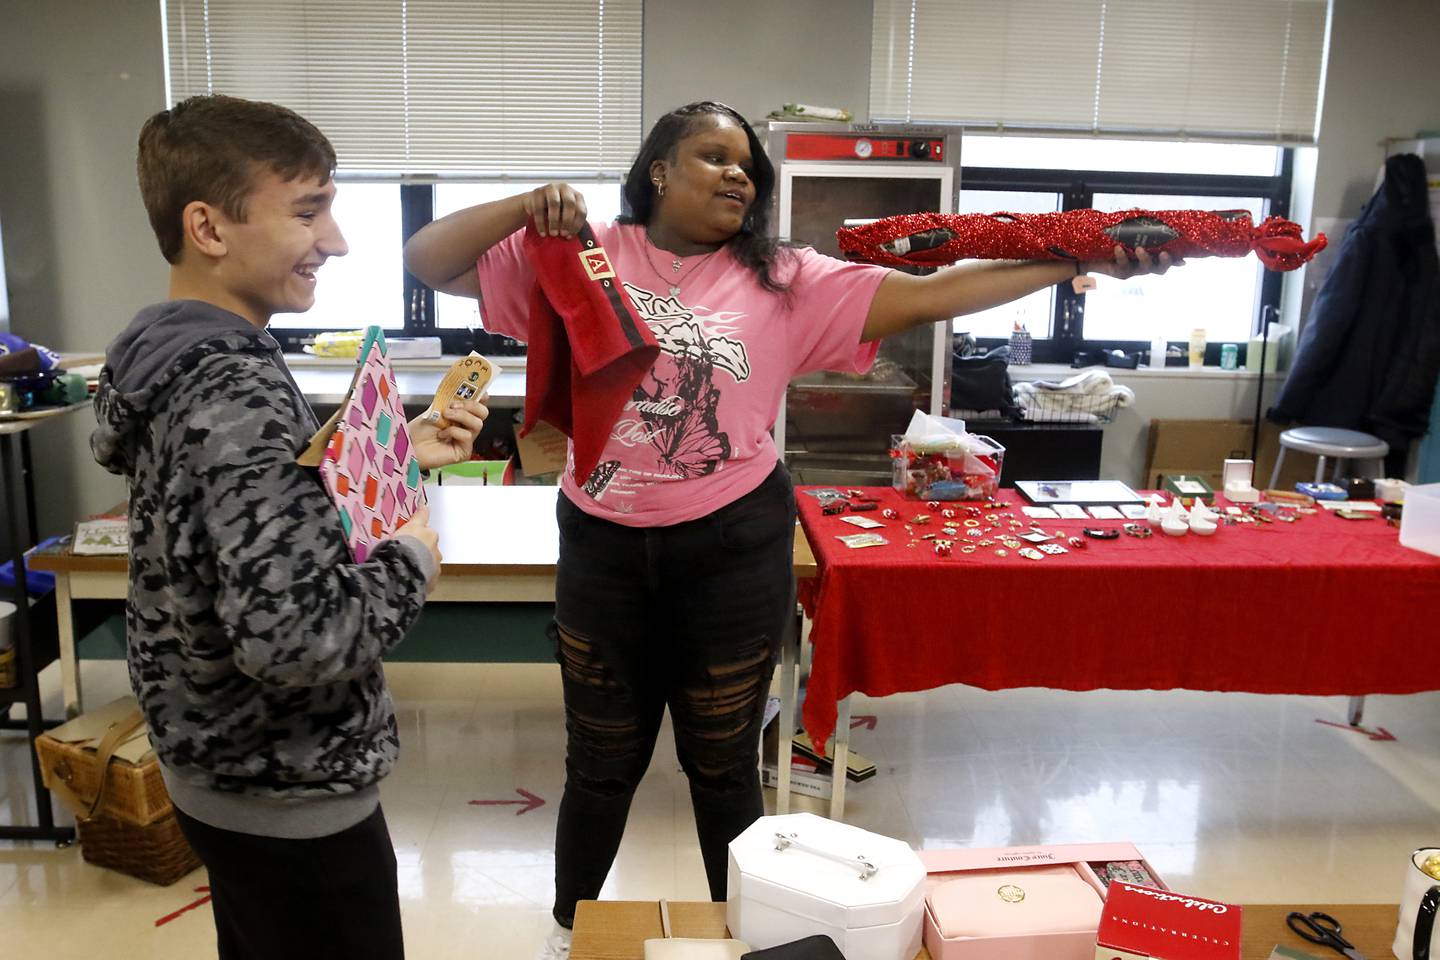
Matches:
[298,327,426,562]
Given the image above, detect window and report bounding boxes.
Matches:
[271,183,404,331]
[266,179,623,350]
[431,182,624,331]
[955,135,1291,362]
[1083,193,1266,345]
[161,0,641,351]
[962,137,1284,178]
[951,189,1060,341]
[871,0,1319,365]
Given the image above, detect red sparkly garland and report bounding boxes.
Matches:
[836,209,1326,272]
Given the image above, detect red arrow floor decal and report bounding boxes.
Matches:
[468,788,546,815]
[849,715,877,731]
[156,886,212,927]
[1315,719,1397,742]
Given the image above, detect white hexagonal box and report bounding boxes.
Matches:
[726,813,926,960]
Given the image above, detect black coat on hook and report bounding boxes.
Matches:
[1270,153,1440,456]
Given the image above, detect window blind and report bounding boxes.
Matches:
[870,0,1330,144]
[163,0,643,176]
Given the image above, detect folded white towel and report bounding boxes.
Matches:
[1015,376,1135,418]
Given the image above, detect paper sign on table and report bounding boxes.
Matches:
[836,533,889,549]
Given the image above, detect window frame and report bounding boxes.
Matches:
[269,179,626,358]
[272,153,1293,365]
[960,149,1293,365]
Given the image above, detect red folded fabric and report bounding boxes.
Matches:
[520,224,660,482]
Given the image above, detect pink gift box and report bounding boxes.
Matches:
[918,843,1168,960]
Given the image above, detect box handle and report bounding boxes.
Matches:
[774,832,878,881]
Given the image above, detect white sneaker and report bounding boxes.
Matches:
[536,921,573,960]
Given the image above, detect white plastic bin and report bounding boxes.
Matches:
[1399,483,1440,557]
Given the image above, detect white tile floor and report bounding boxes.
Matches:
[3,658,1438,959]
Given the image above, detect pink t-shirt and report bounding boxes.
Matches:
[476,221,888,527]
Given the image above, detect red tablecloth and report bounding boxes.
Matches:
[796,487,1440,750]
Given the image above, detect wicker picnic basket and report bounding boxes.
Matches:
[75,812,200,886]
[34,699,200,885]
[35,706,172,825]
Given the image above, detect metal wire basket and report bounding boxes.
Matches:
[1015,390,1125,424]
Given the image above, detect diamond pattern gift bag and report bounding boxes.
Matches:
[298,327,426,562]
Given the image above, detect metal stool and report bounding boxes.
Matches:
[1268,426,1390,487]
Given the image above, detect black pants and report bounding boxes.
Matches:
[551,464,797,927]
[174,804,404,960]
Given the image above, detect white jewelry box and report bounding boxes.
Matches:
[726,813,925,960]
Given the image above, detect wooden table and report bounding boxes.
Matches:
[1245,904,1400,960]
[570,900,1402,960]
[30,485,818,718]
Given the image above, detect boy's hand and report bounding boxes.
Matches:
[410,396,489,471]
[396,505,442,593]
[522,183,588,238]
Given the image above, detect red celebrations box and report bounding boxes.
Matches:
[1095,883,1241,960]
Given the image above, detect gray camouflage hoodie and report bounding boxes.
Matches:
[92,300,435,838]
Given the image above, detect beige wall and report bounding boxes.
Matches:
[1312,0,1440,222]
[0,0,165,537]
[641,0,874,131]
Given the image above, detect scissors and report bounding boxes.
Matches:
[1286,911,1367,960]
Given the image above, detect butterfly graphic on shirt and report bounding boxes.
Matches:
[632,360,731,478]
[622,286,751,479]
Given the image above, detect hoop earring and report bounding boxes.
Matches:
[652,178,666,198]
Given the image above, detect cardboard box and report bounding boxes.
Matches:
[516,419,569,478]
[572,901,934,960]
[919,843,1167,960]
[761,754,834,801]
[1145,420,1311,493]
[1095,882,1241,960]
[572,901,733,960]
[728,813,926,960]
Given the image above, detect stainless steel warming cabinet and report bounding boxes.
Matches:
[758,122,961,486]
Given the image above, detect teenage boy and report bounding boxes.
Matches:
[91,94,486,959]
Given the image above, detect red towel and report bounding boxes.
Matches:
[520,223,660,483]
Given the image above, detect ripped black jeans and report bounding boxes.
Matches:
[550,464,797,927]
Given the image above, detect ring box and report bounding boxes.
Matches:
[1221,459,1259,504]
[919,843,1167,960]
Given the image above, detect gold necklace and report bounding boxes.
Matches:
[643,239,718,297]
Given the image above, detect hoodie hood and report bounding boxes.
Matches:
[91,300,280,475]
